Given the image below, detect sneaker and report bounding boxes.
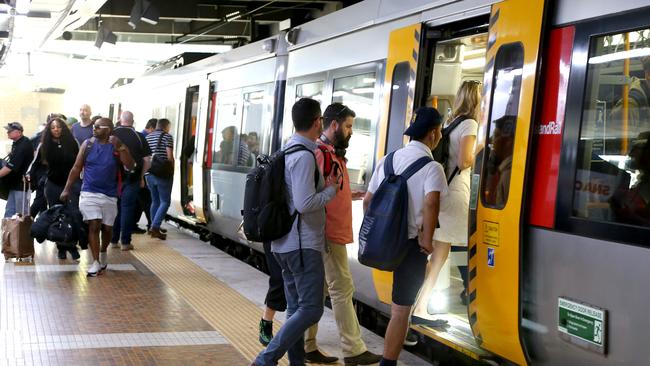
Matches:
[99,251,108,266]
[258,319,273,346]
[121,244,134,251]
[149,228,167,240]
[305,350,338,364]
[57,250,66,260]
[87,261,104,277]
[403,330,418,346]
[110,242,120,248]
[133,226,147,234]
[343,350,382,365]
[159,228,167,234]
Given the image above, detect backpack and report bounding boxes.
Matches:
[432,116,465,184]
[358,152,432,271]
[242,144,318,242]
[316,144,343,189]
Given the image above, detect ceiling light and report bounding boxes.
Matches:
[589,47,650,64]
[15,0,30,15]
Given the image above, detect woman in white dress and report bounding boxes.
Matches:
[413,80,480,318]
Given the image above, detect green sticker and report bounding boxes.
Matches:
[470,173,480,210]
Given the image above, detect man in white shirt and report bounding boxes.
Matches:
[363,107,448,366]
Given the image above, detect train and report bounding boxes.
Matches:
[105,0,650,364]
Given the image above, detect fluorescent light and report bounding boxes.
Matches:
[15,0,30,15]
[589,47,650,64]
[462,57,486,70]
[363,77,376,84]
[352,87,374,94]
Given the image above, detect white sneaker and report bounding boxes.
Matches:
[110,242,120,248]
[87,261,104,277]
[99,252,108,265]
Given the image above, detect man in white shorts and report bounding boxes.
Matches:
[60,118,134,277]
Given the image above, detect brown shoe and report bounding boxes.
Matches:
[149,228,167,240]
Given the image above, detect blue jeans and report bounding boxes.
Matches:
[255,249,325,366]
[146,175,172,230]
[111,181,140,245]
[5,190,30,218]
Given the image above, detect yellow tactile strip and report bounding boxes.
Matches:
[130,237,286,365]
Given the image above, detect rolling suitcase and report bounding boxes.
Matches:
[2,184,33,262]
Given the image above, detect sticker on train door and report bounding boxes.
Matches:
[487,247,495,267]
[469,173,480,210]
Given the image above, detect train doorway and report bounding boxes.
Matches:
[410,17,488,354]
[180,86,199,217]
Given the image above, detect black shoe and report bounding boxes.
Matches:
[70,248,81,262]
[133,226,147,234]
[57,250,66,260]
[403,330,418,346]
[460,290,468,306]
[343,350,382,365]
[160,228,167,234]
[259,319,273,346]
[305,350,338,364]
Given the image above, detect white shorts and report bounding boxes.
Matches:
[79,191,118,226]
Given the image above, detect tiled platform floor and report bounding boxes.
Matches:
[1,223,428,366]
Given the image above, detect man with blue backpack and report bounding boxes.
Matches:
[251,98,341,366]
[361,107,447,366]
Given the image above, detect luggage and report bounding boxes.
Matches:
[431,116,465,183]
[358,152,432,271]
[32,203,85,248]
[2,186,34,261]
[242,144,318,242]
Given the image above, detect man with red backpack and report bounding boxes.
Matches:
[304,103,381,365]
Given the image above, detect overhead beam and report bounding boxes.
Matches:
[77,17,251,38]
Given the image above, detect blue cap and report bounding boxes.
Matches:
[403,107,442,137]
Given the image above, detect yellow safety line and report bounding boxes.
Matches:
[130,238,290,365]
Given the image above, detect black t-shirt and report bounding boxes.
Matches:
[5,136,34,191]
[112,126,151,183]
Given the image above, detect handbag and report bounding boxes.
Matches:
[148,132,174,179]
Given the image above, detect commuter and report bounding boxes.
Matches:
[253,98,341,366]
[110,111,151,250]
[30,117,81,260]
[29,120,48,217]
[215,126,252,166]
[611,56,650,136]
[72,104,94,144]
[413,80,479,318]
[0,122,33,218]
[363,107,447,366]
[304,103,381,365]
[60,118,134,277]
[142,118,157,137]
[145,118,174,239]
[611,131,650,226]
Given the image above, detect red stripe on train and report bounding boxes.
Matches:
[528,26,575,228]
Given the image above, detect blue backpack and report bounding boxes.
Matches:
[358,152,432,271]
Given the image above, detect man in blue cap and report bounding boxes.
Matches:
[363,107,448,366]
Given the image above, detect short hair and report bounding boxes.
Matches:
[146,118,158,130]
[156,118,171,130]
[97,117,114,129]
[323,103,356,130]
[91,115,102,122]
[411,125,440,142]
[292,98,321,132]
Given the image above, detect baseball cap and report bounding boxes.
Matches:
[403,107,442,137]
[4,122,23,132]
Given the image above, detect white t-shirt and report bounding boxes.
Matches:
[368,141,448,239]
[445,118,478,179]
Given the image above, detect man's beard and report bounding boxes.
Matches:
[334,128,351,149]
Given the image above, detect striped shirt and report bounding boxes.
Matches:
[145,130,173,158]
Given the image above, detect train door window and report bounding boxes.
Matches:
[385,62,410,153]
[240,88,271,168]
[572,29,650,228]
[332,73,377,187]
[480,42,524,209]
[213,89,243,166]
[282,80,325,146]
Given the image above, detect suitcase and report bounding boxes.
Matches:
[2,184,34,261]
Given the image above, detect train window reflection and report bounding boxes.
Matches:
[332,73,377,188]
[480,43,524,209]
[240,89,270,168]
[283,80,325,146]
[573,29,650,228]
[214,89,243,166]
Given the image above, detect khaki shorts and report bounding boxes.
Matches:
[79,191,118,225]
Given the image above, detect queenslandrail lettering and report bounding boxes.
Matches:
[538,121,562,135]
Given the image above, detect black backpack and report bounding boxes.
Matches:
[242,144,318,242]
[432,116,465,183]
[358,152,432,271]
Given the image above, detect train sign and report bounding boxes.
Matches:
[558,297,607,354]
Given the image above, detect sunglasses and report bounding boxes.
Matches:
[93,124,110,130]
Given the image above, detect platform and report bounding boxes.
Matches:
[0,224,428,366]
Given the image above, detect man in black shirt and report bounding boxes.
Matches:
[0,122,34,218]
[110,111,151,250]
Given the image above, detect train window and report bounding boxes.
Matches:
[480,43,524,209]
[332,73,377,187]
[213,89,243,166]
[296,81,325,105]
[385,62,410,153]
[239,90,268,168]
[572,29,650,228]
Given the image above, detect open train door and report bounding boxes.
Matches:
[468,0,548,364]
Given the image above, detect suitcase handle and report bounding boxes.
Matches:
[21,179,29,217]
